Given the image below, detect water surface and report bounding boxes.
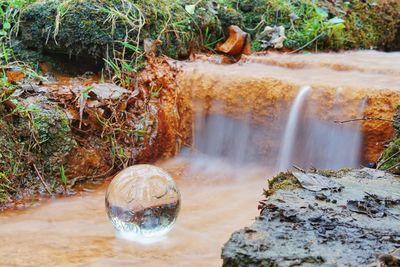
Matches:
[0,159,267,266]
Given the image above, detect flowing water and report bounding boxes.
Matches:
[1,51,400,266]
[278,85,312,171]
[277,87,368,171]
[0,160,267,266]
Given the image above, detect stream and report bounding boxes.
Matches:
[1,51,400,266]
[0,159,267,266]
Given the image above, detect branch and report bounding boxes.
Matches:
[334,117,394,124]
[33,164,53,196]
[293,164,306,173]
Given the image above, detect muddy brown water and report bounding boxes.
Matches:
[0,159,268,266]
[1,51,400,266]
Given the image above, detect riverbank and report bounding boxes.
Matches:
[1,50,400,208]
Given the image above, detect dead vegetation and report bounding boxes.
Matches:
[0,56,189,207]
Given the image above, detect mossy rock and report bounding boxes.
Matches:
[18,0,243,61]
[28,98,75,157]
[20,0,121,59]
[393,106,400,136]
[264,168,353,198]
[10,0,400,65]
[0,96,77,201]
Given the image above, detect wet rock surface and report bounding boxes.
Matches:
[216,25,251,57]
[222,168,400,266]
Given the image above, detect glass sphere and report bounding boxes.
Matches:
[105,164,181,238]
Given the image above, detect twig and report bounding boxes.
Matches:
[293,164,306,173]
[33,163,53,196]
[334,117,394,124]
[287,32,325,54]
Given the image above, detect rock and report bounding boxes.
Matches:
[257,25,286,49]
[18,0,241,60]
[87,83,129,100]
[216,25,251,56]
[293,172,343,192]
[65,147,111,179]
[222,169,400,266]
[0,95,77,199]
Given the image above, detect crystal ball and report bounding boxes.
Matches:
[105,164,181,238]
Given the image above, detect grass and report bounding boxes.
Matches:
[59,165,67,189]
[0,91,76,201]
[0,0,45,89]
[12,0,398,88]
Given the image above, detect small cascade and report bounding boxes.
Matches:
[183,101,267,174]
[277,86,312,171]
[277,87,368,172]
[187,85,368,174]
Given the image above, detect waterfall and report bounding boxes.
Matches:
[277,86,311,171]
[277,87,368,172]
[185,85,368,174]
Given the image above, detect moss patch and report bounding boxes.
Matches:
[233,0,400,50]
[264,168,353,199]
[379,138,400,174]
[265,172,301,198]
[18,0,238,59]
[0,96,77,202]
[17,0,400,62]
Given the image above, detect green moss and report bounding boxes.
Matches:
[5,0,400,67]
[378,105,400,174]
[378,138,400,174]
[265,172,301,197]
[30,102,74,153]
[0,96,77,201]
[5,0,396,83]
[20,0,117,58]
[224,0,400,51]
[19,0,238,59]
[393,107,400,136]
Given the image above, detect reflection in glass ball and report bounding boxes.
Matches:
[105,165,181,239]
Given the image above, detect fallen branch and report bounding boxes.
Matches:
[334,117,394,124]
[33,164,53,196]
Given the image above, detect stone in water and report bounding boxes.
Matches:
[105,165,181,238]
